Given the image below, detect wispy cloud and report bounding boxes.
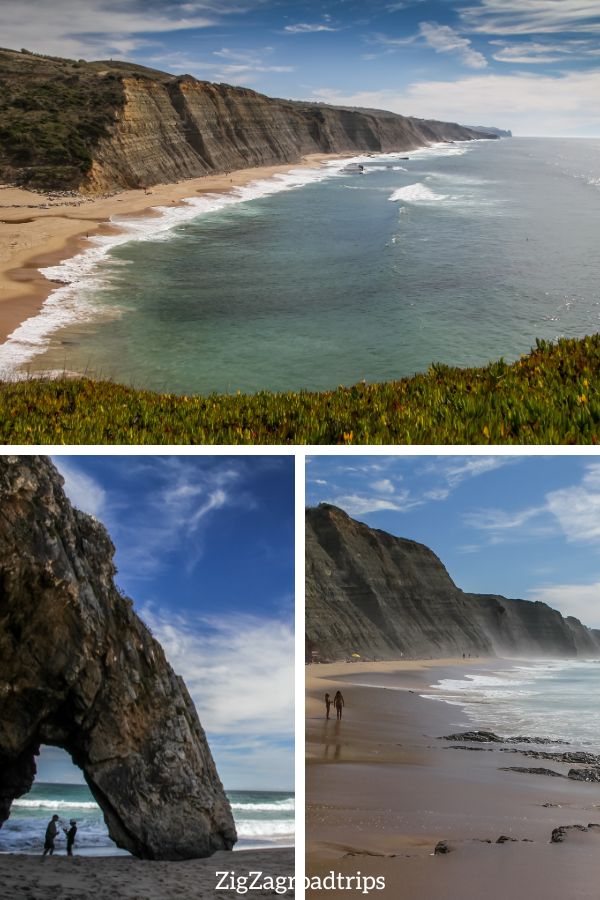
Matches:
[319,490,421,516]
[311,67,600,136]
[464,504,547,536]
[546,463,600,544]
[53,458,106,517]
[491,38,600,63]
[527,582,600,628]
[419,22,488,69]
[284,22,339,34]
[140,605,294,738]
[460,0,600,35]
[0,0,245,59]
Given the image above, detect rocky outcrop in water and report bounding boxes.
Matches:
[0,456,236,859]
[306,504,600,661]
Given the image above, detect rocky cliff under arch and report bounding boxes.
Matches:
[0,456,236,859]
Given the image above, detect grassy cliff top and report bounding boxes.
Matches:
[0,335,598,445]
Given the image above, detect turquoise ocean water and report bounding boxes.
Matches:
[1,137,599,393]
[424,659,600,747]
[0,784,294,855]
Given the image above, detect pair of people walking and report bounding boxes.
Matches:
[43,815,77,856]
[325,690,344,720]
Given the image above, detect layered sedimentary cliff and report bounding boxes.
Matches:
[0,48,496,192]
[87,77,493,193]
[0,456,236,859]
[306,504,600,661]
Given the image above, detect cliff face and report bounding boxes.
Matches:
[0,456,236,860]
[0,48,496,192]
[87,77,493,192]
[306,505,600,661]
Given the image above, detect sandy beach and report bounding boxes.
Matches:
[306,660,600,900]
[0,153,339,347]
[0,847,295,899]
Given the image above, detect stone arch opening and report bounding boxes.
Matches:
[0,456,236,860]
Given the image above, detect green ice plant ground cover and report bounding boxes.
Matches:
[0,336,598,445]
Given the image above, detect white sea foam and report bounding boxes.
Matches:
[235,819,295,838]
[0,164,336,377]
[231,799,295,812]
[0,139,480,377]
[389,182,448,204]
[423,660,600,747]
[12,798,99,810]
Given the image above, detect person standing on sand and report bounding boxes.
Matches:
[64,819,77,856]
[325,692,332,719]
[333,690,344,720]
[42,815,60,856]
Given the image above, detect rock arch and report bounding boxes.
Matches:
[0,456,236,859]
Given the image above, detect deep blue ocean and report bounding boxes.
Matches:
[0,784,294,855]
[1,137,599,393]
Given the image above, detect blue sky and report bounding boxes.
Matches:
[307,454,600,629]
[37,454,294,791]
[2,1,600,135]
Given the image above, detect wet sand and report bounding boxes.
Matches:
[0,153,339,345]
[0,847,295,899]
[306,660,600,899]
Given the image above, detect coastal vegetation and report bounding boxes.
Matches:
[0,47,128,188]
[0,335,598,444]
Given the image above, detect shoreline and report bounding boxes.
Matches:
[0,152,345,348]
[0,846,294,899]
[306,659,600,899]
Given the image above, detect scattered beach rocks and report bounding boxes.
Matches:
[446,745,493,751]
[500,767,565,778]
[551,825,599,843]
[441,730,504,742]
[568,768,600,782]
[441,730,569,745]
[500,749,600,765]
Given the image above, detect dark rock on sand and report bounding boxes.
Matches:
[0,456,236,860]
[500,767,565,778]
[501,749,600,765]
[434,841,451,854]
[496,835,518,843]
[551,825,592,843]
[568,768,600,782]
[442,731,504,743]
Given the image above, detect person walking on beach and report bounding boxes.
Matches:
[325,692,332,719]
[333,690,344,720]
[64,819,77,856]
[42,815,60,856]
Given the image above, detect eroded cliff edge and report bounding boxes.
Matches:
[306,504,600,661]
[0,47,497,192]
[0,456,236,859]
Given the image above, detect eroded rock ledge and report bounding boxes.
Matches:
[0,456,236,859]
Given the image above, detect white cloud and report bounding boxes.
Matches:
[371,478,396,494]
[460,0,600,35]
[527,582,600,628]
[53,459,106,517]
[419,22,488,69]
[324,491,420,516]
[0,0,245,60]
[491,38,600,63]
[140,606,294,739]
[546,465,600,544]
[311,67,600,136]
[425,456,516,488]
[464,504,546,532]
[284,23,338,34]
